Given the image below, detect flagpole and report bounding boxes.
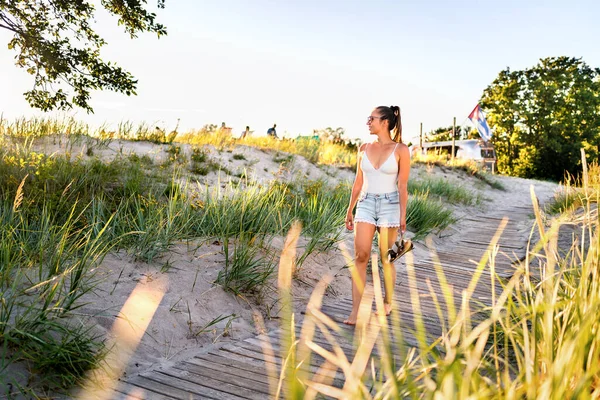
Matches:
[451,117,456,161]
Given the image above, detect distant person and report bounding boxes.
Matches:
[267,123,277,138]
[241,126,251,139]
[343,105,411,325]
[219,122,232,135]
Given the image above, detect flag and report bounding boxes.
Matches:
[468,104,492,141]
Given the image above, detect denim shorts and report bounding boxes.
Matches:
[354,191,401,228]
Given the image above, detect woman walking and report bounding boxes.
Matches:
[344,105,410,325]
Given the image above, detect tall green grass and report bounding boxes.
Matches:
[0,190,114,392]
[406,192,456,239]
[413,152,505,190]
[217,233,276,297]
[271,154,600,398]
[0,117,464,396]
[408,176,484,206]
[546,161,600,214]
[0,115,90,138]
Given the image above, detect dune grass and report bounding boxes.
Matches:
[413,152,505,190]
[177,127,357,168]
[546,161,600,215]
[408,176,484,206]
[0,117,464,396]
[269,155,600,398]
[406,192,456,239]
[0,191,114,393]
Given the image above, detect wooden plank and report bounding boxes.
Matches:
[170,362,272,397]
[320,302,444,336]
[109,386,152,400]
[143,371,254,400]
[461,239,524,249]
[257,323,421,367]
[217,345,280,368]
[184,357,273,385]
[195,353,277,379]
[241,337,348,387]
[126,374,215,399]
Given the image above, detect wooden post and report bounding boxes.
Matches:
[451,117,456,161]
[419,122,423,148]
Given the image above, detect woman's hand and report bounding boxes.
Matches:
[345,211,354,231]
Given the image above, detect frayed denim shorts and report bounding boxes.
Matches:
[354,191,401,228]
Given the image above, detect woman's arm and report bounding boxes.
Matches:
[396,144,411,233]
[346,144,366,231]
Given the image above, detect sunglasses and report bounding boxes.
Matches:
[367,116,386,123]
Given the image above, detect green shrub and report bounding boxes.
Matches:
[217,234,275,296]
[406,192,456,239]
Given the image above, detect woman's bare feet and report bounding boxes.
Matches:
[376,303,393,317]
[343,313,357,325]
[384,302,392,316]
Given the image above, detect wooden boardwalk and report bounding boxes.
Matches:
[111,204,536,399]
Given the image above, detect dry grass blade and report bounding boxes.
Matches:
[276,221,302,399]
[371,252,396,394]
[304,360,338,400]
[12,174,28,212]
[304,380,348,399]
[343,317,381,396]
[278,221,302,290]
[296,275,334,391]
[253,311,279,397]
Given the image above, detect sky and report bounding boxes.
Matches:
[1,0,599,144]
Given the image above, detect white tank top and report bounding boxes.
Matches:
[361,143,399,194]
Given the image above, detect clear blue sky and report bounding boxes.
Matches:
[1,0,599,144]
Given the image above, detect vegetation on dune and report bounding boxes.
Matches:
[546,161,600,215]
[272,154,600,399]
[0,119,480,395]
[412,152,505,190]
[177,123,357,168]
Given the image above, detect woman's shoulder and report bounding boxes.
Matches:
[358,143,369,152]
[395,142,409,153]
[394,142,410,162]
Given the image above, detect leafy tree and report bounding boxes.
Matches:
[479,69,523,175]
[481,57,600,180]
[0,0,167,112]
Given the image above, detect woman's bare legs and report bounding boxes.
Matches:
[344,222,376,325]
[379,227,398,316]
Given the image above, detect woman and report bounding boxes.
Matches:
[344,105,410,325]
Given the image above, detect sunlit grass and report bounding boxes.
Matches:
[406,192,456,239]
[412,152,505,190]
[409,176,484,206]
[0,116,467,396]
[546,161,600,214]
[270,154,600,398]
[0,115,90,138]
[178,128,357,168]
